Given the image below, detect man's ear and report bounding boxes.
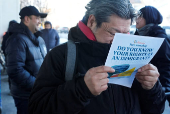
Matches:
[87,15,96,28]
[24,16,30,24]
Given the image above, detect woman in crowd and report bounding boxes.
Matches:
[135,6,170,105]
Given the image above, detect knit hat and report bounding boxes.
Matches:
[140,6,163,24]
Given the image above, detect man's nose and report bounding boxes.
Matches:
[38,18,41,24]
[39,20,42,25]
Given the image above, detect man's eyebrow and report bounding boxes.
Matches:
[110,28,121,33]
[111,27,130,33]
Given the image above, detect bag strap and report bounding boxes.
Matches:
[65,40,76,81]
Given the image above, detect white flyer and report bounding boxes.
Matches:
[105,33,164,88]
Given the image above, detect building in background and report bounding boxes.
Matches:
[0,0,50,43]
[0,0,20,43]
[1,0,170,41]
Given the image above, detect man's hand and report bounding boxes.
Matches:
[84,66,115,96]
[135,64,160,90]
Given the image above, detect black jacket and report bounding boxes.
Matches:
[41,29,59,52]
[1,22,17,57]
[29,25,166,114]
[135,25,170,94]
[5,22,47,99]
[1,33,9,56]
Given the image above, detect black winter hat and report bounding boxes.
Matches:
[19,6,47,19]
[140,6,163,24]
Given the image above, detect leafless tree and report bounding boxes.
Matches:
[33,0,50,13]
[20,0,50,13]
[20,0,32,9]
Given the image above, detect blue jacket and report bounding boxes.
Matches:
[135,25,170,95]
[5,22,47,99]
[41,29,59,52]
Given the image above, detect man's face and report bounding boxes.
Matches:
[28,15,41,33]
[87,15,131,44]
[45,24,51,29]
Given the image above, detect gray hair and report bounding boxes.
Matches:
[84,0,137,27]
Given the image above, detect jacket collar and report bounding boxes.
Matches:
[20,22,40,46]
[135,25,166,37]
[68,25,111,57]
[78,21,96,41]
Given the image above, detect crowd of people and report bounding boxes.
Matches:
[1,0,170,114]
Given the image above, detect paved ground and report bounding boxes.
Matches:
[1,74,16,114]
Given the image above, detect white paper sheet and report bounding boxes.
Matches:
[105,33,164,88]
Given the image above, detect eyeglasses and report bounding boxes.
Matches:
[136,11,142,17]
[135,11,143,22]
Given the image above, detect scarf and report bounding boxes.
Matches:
[137,23,154,36]
[78,21,96,41]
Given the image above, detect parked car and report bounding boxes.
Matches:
[57,27,69,33]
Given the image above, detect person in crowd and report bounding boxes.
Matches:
[41,21,60,52]
[1,20,17,57]
[1,20,17,91]
[29,0,166,114]
[135,6,170,105]
[5,6,47,114]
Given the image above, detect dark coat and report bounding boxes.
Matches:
[5,22,47,99]
[135,25,170,93]
[41,29,59,52]
[29,26,166,114]
[1,21,17,57]
[1,33,9,56]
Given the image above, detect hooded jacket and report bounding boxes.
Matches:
[135,25,170,94]
[41,28,59,52]
[136,6,170,98]
[1,20,17,57]
[5,22,47,99]
[29,25,166,114]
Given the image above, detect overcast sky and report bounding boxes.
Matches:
[45,0,170,28]
[46,0,90,28]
